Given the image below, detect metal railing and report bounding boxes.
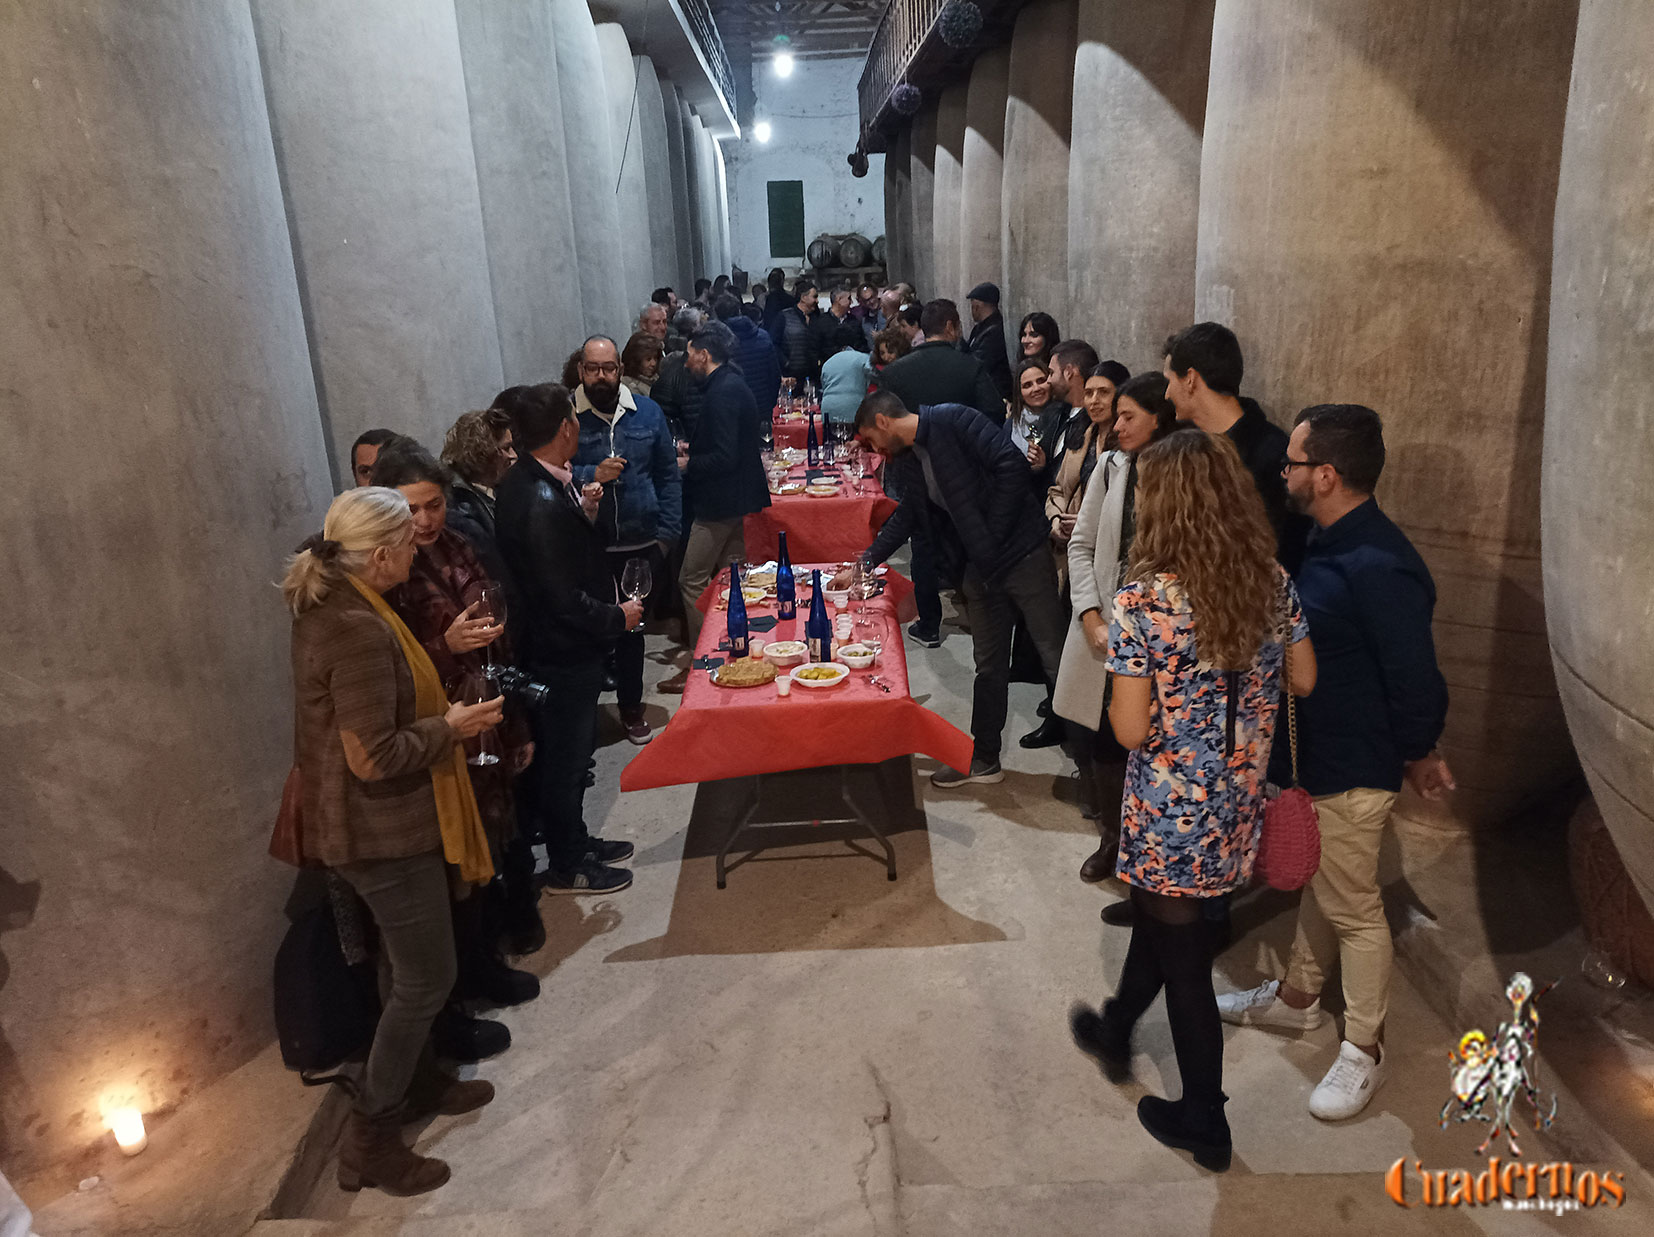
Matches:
[680,0,738,120]
[858,0,947,136]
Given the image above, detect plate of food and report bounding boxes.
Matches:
[710,658,777,688]
[761,640,809,668]
[744,568,778,590]
[790,662,850,689]
[773,481,806,496]
[805,483,840,497]
[837,643,876,669]
[719,585,770,606]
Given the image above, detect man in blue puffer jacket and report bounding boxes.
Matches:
[570,335,683,745]
[713,294,781,418]
[851,391,1068,788]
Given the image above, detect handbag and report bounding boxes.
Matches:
[268,764,317,869]
[1255,597,1321,890]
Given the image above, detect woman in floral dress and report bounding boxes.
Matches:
[1070,429,1316,1172]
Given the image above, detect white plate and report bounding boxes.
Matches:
[790,662,850,689]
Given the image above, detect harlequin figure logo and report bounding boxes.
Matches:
[1438,971,1558,1157]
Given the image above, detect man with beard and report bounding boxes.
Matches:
[963,282,1014,404]
[1028,339,1098,489]
[1218,403,1451,1122]
[569,335,682,745]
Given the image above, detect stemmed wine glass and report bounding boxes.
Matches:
[621,556,653,608]
[847,451,867,494]
[461,669,501,766]
[478,583,506,671]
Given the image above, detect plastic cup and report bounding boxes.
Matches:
[776,673,792,697]
[751,636,767,657]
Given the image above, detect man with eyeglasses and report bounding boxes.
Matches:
[1217,403,1452,1123]
[569,335,681,745]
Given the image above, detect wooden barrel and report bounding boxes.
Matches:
[871,234,887,264]
[806,234,840,269]
[838,233,873,267]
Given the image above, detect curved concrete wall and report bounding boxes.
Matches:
[595,24,654,318]
[635,58,681,294]
[1068,0,1212,363]
[662,81,696,294]
[908,100,939,298]
[883,125,913,284]
[1545,0,1654,910]
[0,0,332,1172]
[1002,0,1077,333]
[933,83,969,305]
[679,96,708,281]
[714,136,733,277]
[549,0,629,338]
[254,0,503,464]
[454,0,585,378]
[960,47,1010,307]
[1197,0,1578,826]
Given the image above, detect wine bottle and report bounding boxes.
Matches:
[775,530,797,620]
[726,560,749,659]
[805,569,832,664]
[806,408,820,468]
[820,407,834,452]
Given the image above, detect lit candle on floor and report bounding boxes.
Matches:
[108,1108,147,1156]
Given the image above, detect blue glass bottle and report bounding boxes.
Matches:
[726,560,749,659]
[805,569,832,664]
[775,530,797,621]
[806,409,820,468]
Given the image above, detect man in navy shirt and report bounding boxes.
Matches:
[1216,404,1453,1122]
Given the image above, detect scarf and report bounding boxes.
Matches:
[348,575,494,883]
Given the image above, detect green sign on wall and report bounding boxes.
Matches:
[767,180,805,258]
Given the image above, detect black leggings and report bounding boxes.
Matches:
[1108,887,1224,1104]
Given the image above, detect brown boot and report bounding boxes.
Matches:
[402,1067,496,1122]
[337,1111,451,1195]
[1080,830,1120,883]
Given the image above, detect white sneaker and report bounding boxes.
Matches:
[1309,1041,1386,1120]
[1215,979,1327,1031]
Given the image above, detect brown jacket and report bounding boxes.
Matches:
[291,585,455,866]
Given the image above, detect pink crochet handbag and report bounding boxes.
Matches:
[1255,600,1321,891]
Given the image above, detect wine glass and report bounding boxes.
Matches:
[861,631,882,667]
[847,452,866,494]
[461,669,501,767]
[478,583,507,669]
[621,556,652,606]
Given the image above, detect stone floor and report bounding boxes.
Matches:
[31,601,1654,1235]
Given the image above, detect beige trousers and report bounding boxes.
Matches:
[679,517,747,643]
[1283,787,1399,1046]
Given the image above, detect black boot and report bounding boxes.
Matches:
[431,1006,511,1062]
[1069,1001,1133,1083]
[1019,713,1066,749]
[1080,829,1119,883]
[1136,1093,1232,1172]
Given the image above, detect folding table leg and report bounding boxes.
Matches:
[842,765,897,881]
[716,772,765,889]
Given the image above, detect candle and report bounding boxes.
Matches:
[108,1107,147,1156]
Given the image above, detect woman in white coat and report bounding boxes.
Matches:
[1052,373,1180,879]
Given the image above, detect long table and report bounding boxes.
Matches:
[619,566,972,885]
[744,458,897,563]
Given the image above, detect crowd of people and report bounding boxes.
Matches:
[282,266,1455,1192]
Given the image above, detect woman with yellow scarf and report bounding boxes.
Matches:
[283,486,501,1196]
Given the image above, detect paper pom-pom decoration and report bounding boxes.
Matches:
[891,83,922,115]
[938,1,984,48]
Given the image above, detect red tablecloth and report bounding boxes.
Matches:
[620,568,970,791]
[745,461,897,563]
[772,415,810,452]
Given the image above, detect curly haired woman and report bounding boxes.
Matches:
[1068,430,1316,1172]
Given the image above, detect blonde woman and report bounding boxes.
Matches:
[284,486,504,1196]
[1068,431,1316,1173]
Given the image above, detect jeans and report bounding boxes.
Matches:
[333,851,456,1119]
[961,550,1070,762]
[606,543,665,711]
[1284,787,1399,1045]
[525,660,605,872]
[908,524,943,634]
[679,517,746,644]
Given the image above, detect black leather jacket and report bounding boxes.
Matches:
[494,453,625,668]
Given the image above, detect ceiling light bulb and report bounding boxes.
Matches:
[754,121,773,143]
[773,53,794,78]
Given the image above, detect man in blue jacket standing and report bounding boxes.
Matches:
[678,321,770,642]
[1217,404,1452,1123]
[570,335,682,745]
[850,390,1068,786]
[713,293,781,417]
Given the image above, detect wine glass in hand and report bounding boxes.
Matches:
[478,584,507,668]
[621,557,652,607]
[459,670,502,766]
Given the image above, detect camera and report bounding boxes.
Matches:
[490,665,552,709]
